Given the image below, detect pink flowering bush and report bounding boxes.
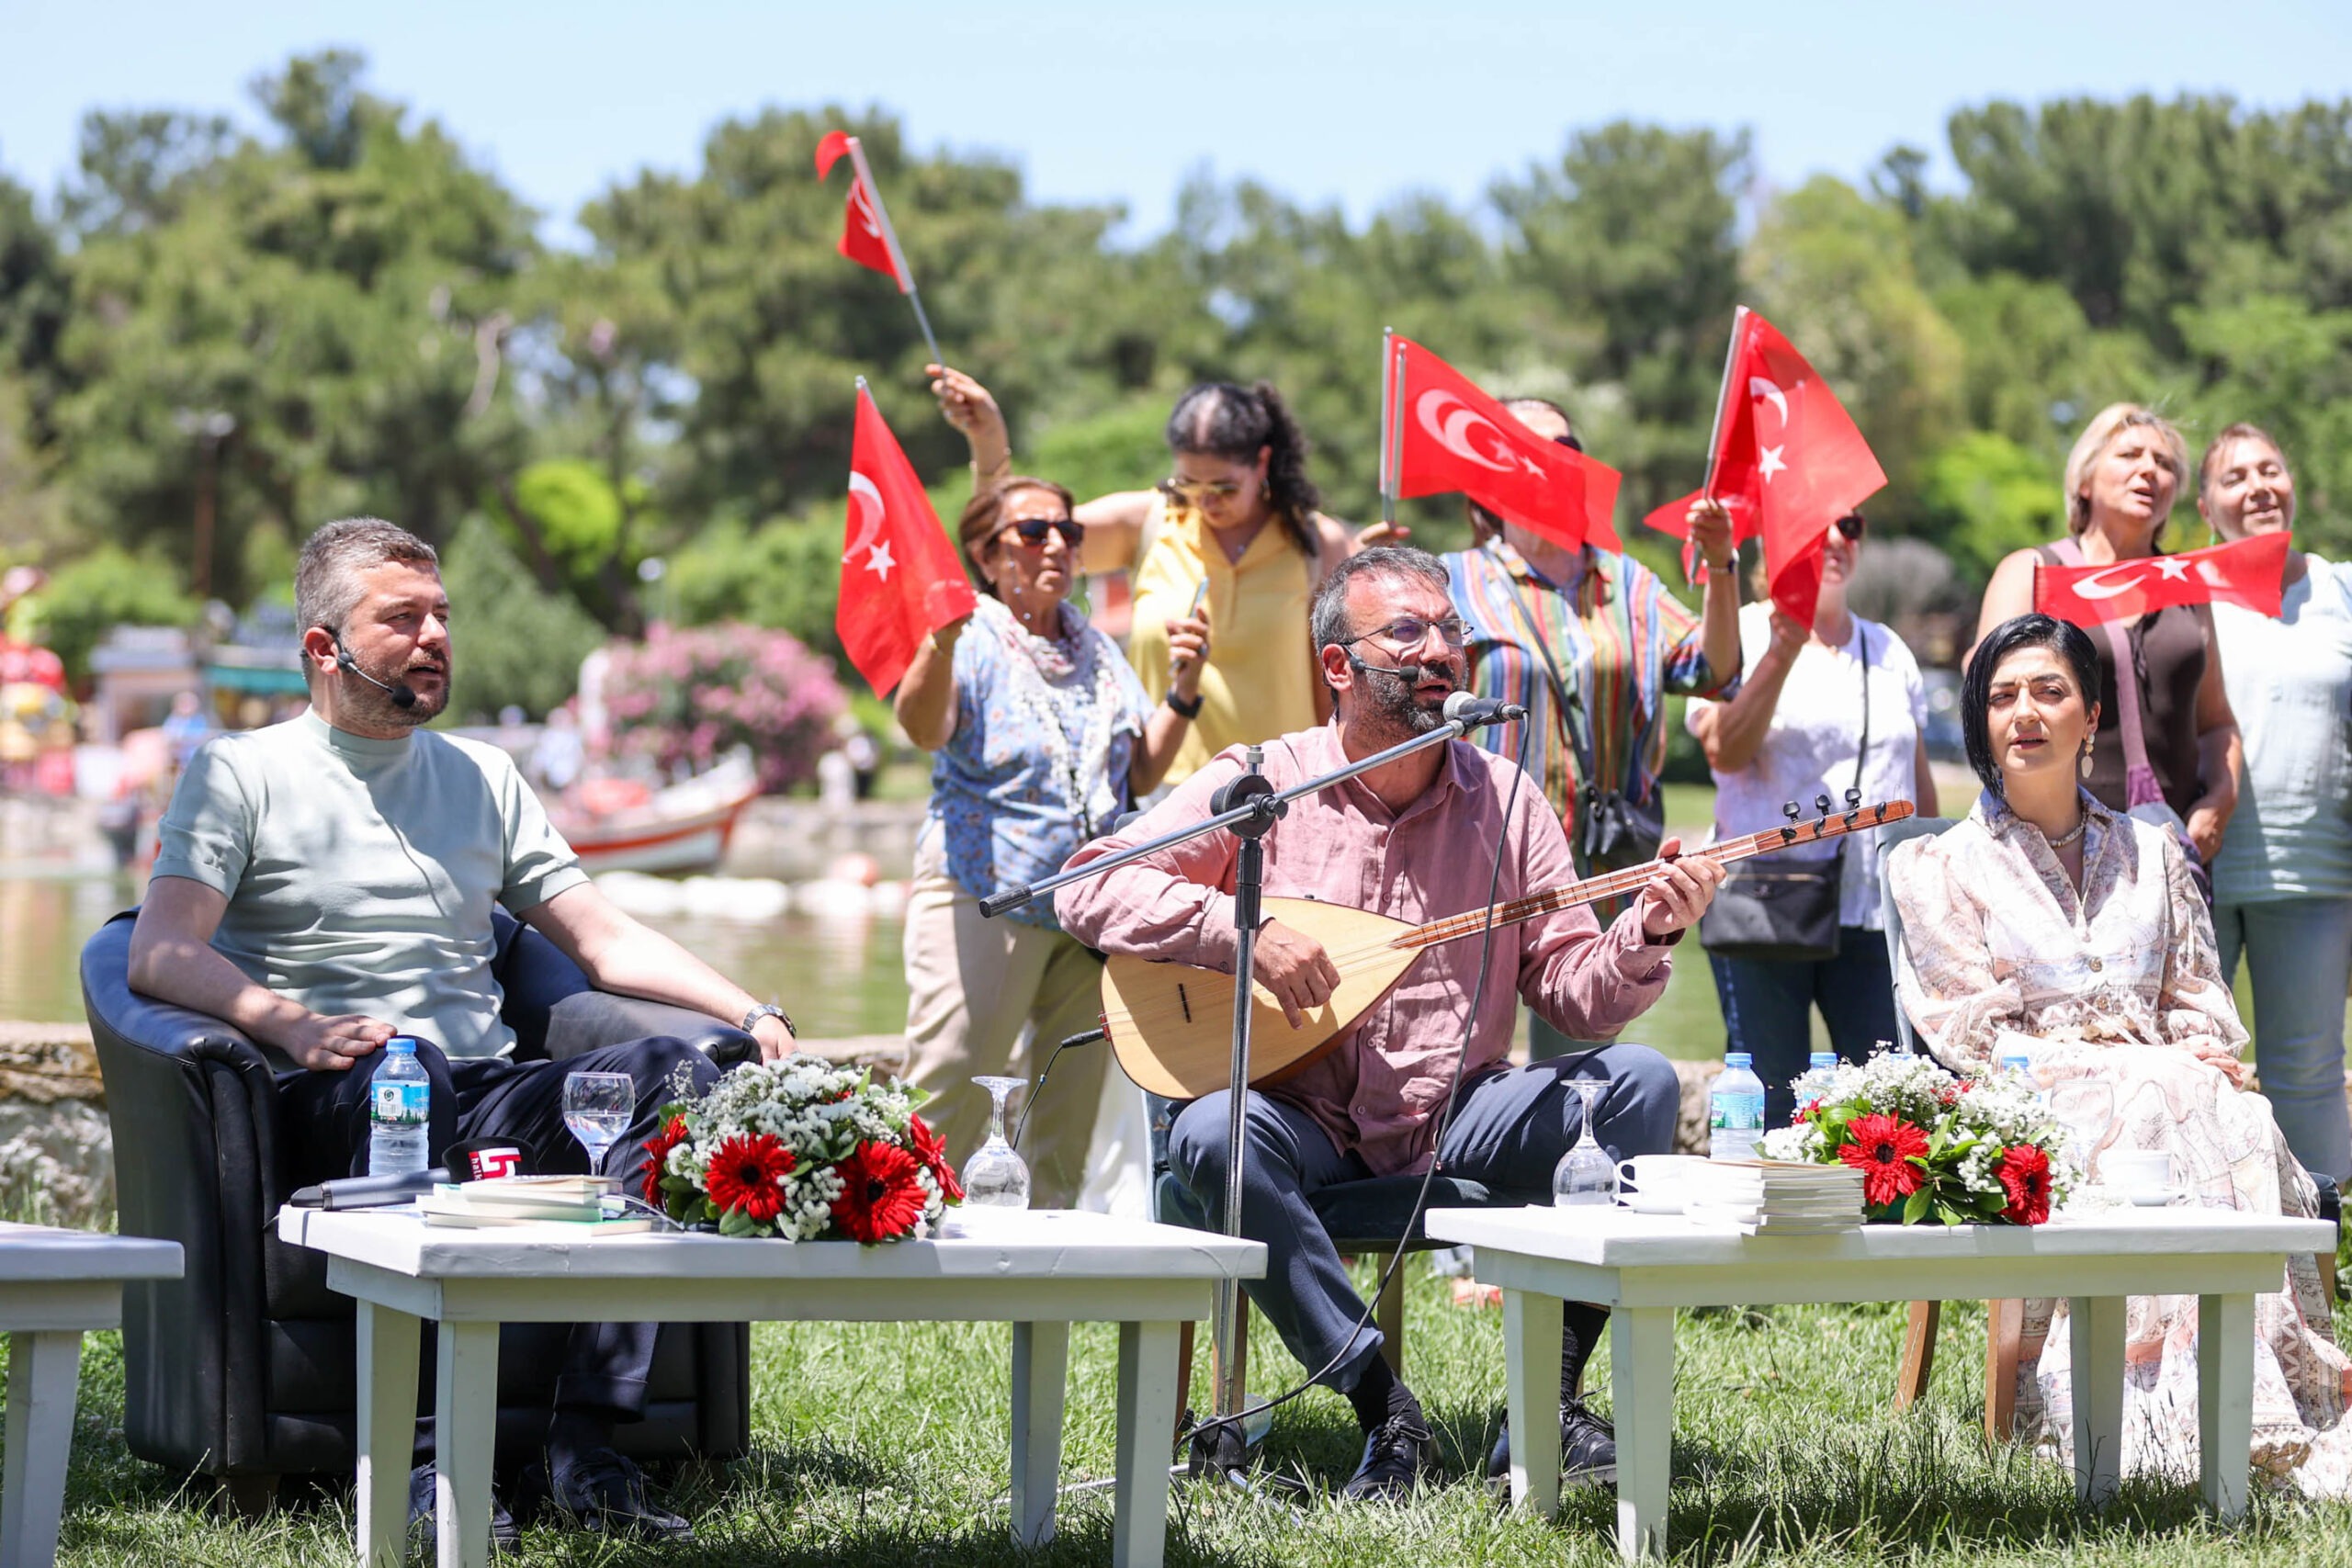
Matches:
[603,623,847,793]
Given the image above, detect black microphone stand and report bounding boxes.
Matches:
[979,709,1495,1481]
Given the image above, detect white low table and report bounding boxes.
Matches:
[1426,1204,2334,1561]
[277,1206,1261,1568]
[0,1224,183,1568]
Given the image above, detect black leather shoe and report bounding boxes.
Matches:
[408,1461,520,1551]
[548,1448,694,1542]
[1340,1413,1439,1502]
[1485,1398,1619,1488]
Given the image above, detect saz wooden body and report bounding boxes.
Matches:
[1101,897,1420,1100]
[1099,798,1914,1100]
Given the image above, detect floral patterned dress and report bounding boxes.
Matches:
[1889,789,2352,1494]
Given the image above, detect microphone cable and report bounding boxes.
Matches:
[1173,712,1534,1458]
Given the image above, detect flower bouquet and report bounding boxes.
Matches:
[640,1055,963,1241]
[1759,1051,2074,1225]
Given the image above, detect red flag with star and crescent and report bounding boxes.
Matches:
[1386,334,1623,550]
[1644,308,1884,623]
[2035,532,2290,626]
[814,130,913,291]
[836,384,977,696]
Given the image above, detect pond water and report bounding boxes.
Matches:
[0,869,1741,1061]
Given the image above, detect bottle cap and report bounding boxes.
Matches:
[385,1035,419,1054]
[1724,1052,1752,1067]
[1809,1052,1838,1068]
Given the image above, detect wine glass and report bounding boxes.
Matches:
[562,1071,634,1178]
[962,1076,1034,1209]
[1552,1078,1619,1207]
[2047,1078,2117,1203]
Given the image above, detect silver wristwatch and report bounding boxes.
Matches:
[739,1002,794,1037]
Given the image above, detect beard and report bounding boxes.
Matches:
[345,654,450,728]
[1355,657,1460,739]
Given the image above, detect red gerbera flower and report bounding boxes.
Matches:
[639,1114,689,1209]
[704,1132,796,1224]
[1838,1113,1930,1208]
[1996,1144,2053,1225]
[831,1139,930,1243]
[907,1115,963,1202]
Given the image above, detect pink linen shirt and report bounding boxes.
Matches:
[1055,721,1677,1175]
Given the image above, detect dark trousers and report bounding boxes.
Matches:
[277,1037,720,1452]
[1166,1043,1679,1392]
[1707,926,1897,1129]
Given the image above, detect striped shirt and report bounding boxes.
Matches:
[1443,539,1731,870]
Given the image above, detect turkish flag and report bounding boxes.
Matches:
[815,131,911,290]
[835,384,978,696]
[2035,532,2290,626]
[1645,310,1884,623]
[1387,335,1622,551]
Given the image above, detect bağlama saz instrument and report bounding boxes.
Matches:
[1102,796,1915,1100]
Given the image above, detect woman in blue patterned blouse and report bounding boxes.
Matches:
[890,468,1211,1205]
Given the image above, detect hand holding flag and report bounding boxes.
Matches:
[836,380,978,696]
[1644,308,1884,624]
[2035,532,2290,626]
[813,130,943,367]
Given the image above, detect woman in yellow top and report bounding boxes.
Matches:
[931,364,1363,786]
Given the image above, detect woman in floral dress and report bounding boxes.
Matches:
[1889,612,2350,1493]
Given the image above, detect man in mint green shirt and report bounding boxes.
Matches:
[131,517,797,1543]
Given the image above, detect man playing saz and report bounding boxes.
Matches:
[1057,546,1724,1499]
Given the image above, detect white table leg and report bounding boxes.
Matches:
[2068,1295,2126,1508]
[1499,1288,1563,1519]
[2198,1292,2256,1518]
[432,1322,500,1568]
[1110,1320,1181,1568]
[1009,1321,1069,1549]
[0,1330,83,1568]
[1610,1306,1674,1562]
[355,1302,422,1568]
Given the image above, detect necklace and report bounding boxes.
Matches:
[2043,810,2087,850]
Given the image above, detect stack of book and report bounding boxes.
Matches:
[417,1175,648,1233]
[1678,1160,1866,1235]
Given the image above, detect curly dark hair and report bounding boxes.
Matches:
[1164,380,1322,557]
[1962,613,2102,796]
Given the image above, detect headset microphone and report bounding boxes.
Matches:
[1343,650,1426,685]
[334,639,418,709]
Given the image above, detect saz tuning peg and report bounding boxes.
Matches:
[1814,793,1832,819]
[1845,787,1863,809]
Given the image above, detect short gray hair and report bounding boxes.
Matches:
[1308,545,1453,664]
[295,517,438,636]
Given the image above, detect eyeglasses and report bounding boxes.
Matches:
[996,517,1084,548]
[1834,513,1866,541]
[1158,477,1245,506]
[1341,615,1471,653]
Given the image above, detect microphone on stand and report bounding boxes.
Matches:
[334,639,418,710]
[1442,691,1529,729]
[288,1136,536,1211]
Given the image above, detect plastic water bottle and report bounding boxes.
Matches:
[1708,1052,1767,1161]
[368,1037,432,1179]
[1794,1050,1839,1114]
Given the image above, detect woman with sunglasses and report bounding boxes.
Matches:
[890,473,1209,1206]
[1686,509,1939,1126]
[933,363,1357,790]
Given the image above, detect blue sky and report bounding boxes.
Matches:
[4,1,2348,243]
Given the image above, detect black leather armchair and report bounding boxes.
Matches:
[82,907,756,1498]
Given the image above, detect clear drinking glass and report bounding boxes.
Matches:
[1552,1078,1619,1206]
[961,1076,1034,1209]
[2047,1078,2117,1202]
[561,1070,634,1175]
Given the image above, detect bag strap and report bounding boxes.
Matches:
[2047,538,2165,807]
[1495,557,1596,776]
[1851,620,1871,799]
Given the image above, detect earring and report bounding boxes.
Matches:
[2080,739,2096,780]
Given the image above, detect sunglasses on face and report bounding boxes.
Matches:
[1342,615,1472,654]
[1159,477,1246,506]
[996,516,1084,549]
[1834,513,1866,541]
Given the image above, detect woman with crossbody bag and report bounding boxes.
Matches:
[1687,513,1939,1127]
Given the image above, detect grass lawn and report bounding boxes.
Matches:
[30,1245,2352,1567]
